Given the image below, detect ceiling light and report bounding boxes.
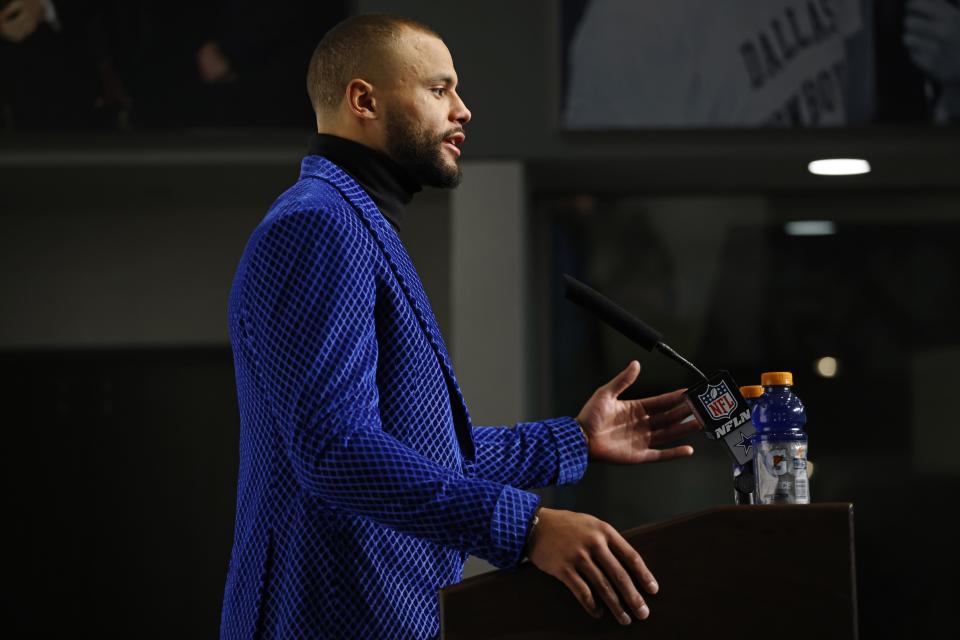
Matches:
[815,356,839,378]
[785,220,836,236]
[808,158,871,176]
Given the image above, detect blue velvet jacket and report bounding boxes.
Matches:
[219,155,588,639]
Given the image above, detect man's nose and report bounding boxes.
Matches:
[452,93,471,125]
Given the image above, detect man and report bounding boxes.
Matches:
[220,14,698,640]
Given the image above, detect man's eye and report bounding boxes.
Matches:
[432,88,446,97]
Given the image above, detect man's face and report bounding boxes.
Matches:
[381,30,471,188]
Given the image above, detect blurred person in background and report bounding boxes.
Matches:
[0,0,54,43]
[0,0,103,128]
[903,0,960,122]
[0,0,348,130]
[133,0,348,127]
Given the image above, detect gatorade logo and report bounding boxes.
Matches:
[764,448,789,476]
[698,380,738,420]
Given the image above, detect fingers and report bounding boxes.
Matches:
[906,0,952,21]
[903,32,937,58]
[639,387,687,413]
[558,569,603,619]
[604,360,641,398]
[639,444,695,462]
[649,419,701,446]
[903,32,938,51]
[647,401,693,428]
[905,14,946,40]
[577,525,657,625]
[903,33,939,72]
[1,1,24,21]
[595,544,651,622]
[531,511,659,625]
[608,533,658,596]
[578,554,634,625]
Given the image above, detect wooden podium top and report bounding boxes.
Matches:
[439,503,857,639]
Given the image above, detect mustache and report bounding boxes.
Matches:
[439,128,464,141]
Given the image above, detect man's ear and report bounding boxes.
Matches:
[345,79,378,120]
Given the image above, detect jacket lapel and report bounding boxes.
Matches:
[301,156,476,462]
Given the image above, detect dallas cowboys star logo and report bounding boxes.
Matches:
[735,431,753,455]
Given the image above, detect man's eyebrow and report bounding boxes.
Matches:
[426,75,456,87]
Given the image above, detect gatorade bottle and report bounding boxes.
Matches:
[735,385,765,504]
[751,372,810,504]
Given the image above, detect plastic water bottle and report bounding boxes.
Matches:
[734,385,764,504]
[751,372,810,504]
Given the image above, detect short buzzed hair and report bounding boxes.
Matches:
[306,14,441,115]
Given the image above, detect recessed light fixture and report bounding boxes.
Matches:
[815,356,839,378]
[785,220,836,236]
[808,158,871,176]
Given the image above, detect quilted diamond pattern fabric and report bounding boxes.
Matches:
[219,155,588,640]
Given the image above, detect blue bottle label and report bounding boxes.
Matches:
[754,440,810,504]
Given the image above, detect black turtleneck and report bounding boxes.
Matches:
[307,133,422,232]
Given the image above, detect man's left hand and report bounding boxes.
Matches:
[576,360,698,464]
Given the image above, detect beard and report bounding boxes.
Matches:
[385,110,462,189]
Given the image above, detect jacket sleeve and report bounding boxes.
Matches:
[238,200,537,569]
[472,420,588,489]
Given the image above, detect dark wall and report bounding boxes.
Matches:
[6,348,238,637]
[0,150,451,348]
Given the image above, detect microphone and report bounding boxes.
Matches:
[563,275,707,381]
[562,275,757,501]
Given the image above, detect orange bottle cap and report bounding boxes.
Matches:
[761,371,794,386]
[739,385,765,399]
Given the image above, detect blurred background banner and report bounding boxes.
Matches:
[2,1,959,637]
[562,0,960,128]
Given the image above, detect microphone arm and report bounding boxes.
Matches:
[563,274,708,381]
[655,342,708,382]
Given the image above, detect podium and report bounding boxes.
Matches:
[439,503,857,639]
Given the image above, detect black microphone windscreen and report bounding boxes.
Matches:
[563,275,663,351]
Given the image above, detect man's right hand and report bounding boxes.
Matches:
[526,507,658,626]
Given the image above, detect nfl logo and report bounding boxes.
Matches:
[698,380,738,420]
